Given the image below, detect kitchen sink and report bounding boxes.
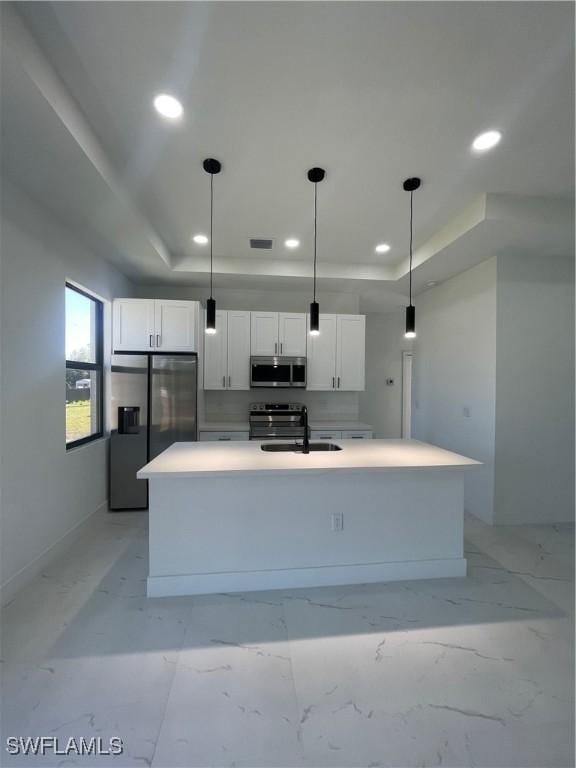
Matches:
[261,442,342,452]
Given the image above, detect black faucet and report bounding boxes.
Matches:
[301,406,310,454]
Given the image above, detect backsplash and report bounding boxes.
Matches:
[204,390,360,422]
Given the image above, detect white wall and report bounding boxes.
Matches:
[494,254,574,524]
[0,181,133,602]
[412,259,497,523]
[135,284,360,314]
[360,312,411,438]
[203,389,360,423]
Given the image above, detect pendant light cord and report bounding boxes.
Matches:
[409,189,413,307]
[313,181,318,302]
[209,172,214,300]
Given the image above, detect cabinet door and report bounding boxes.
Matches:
[306,314,337,390]
[310,430,342,440]
[203,310,228,390]
[227,310,251,390]
[336,315,366,391]
[199,431,250,442]
[113,299,155,351]
[278,313,307,356]
[340,430,372,439]
[250,312,279,355]
[155,300,196,351]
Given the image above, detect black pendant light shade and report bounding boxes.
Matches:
[403,176,421,339]
[310,301,320,336]
[308,167,326,335]
[405,304,416,338]
[206,297,216,335]
[203,158,222,334]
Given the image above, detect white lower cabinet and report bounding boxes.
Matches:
[311,430,342,441]
[199,431,250,442]
[204,310,250,390]
[311,429,373,440]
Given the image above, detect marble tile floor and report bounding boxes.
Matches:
[1,511,573,768]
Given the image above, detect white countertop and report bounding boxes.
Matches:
[138,439,481,479]
[198,420,373,432]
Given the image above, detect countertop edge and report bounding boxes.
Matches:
[138,463,480,480]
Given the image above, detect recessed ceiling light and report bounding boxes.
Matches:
[375,243,391,254]
[285,238,300,249]
[192,234,209,245]
[472,130,502,152]
[153,93,183,120]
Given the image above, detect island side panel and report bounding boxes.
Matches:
[147,468,467,597]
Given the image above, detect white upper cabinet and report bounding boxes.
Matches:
[306,314,337,390]
[113,299,156,351]
[113,299,199,352]
[204,310,250,390]
[155,300,197,351]
[336,314,366,391]
[203,310,228,389]
[250,311,307,356]
[226,310,251,389]
[306,313,365,391]
[250,312,279,355]
[278,313,307,356]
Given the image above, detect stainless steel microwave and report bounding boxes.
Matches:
[250,356,307,388]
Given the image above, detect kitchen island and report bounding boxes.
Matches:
[138,439,480,597]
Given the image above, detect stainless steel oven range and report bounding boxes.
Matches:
[249,402,306,441]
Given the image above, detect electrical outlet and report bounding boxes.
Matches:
[331,512,344,532]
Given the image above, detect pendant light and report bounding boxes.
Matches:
[203,158,222,334]
[403,176,421,339]
[307,167,326,335]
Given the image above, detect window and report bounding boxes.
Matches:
[65,283,104,448]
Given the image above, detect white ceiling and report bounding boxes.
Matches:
[1,1,574,307]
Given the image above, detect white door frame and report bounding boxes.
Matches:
[402,351,413,438]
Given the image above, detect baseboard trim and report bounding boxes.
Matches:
[1,500,108,607]
[147,558,468,598]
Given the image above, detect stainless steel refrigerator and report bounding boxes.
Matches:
[109,353,198,510]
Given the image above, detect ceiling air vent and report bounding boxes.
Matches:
[250,238,273,250]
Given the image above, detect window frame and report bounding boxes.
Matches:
[65,282,104,449]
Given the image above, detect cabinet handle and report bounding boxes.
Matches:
[280,342,283,354]
[218,437,231,441]
[222,375,226,387]
[332,377,335,389]
[338,376,341,388]
[150,334,154,348]
[274,342,278,354]
[156,334,161,347]
[228,375,231,387]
